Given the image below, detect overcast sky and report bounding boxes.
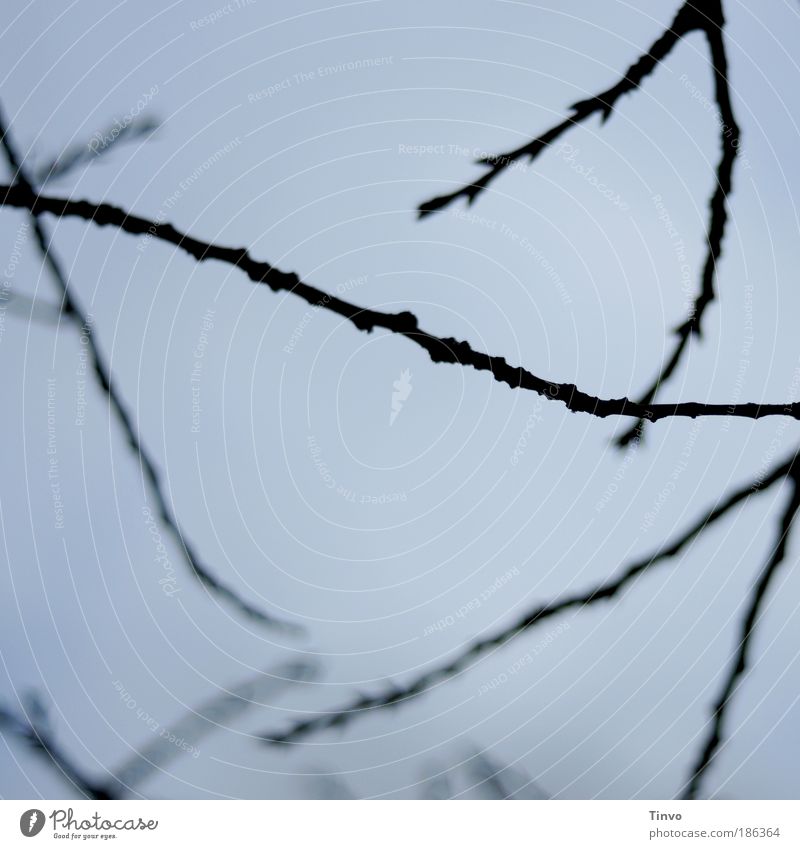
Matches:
[2,0,800,800]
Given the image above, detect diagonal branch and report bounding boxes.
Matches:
[416,0,710,218]
[681,468,800,799]
[616,2,739,446]
[0,111,299,632]
[1,182,799,425]
[258,452,796,745]
[107,660,316,797]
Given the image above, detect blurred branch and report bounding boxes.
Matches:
[258,452,796,745]
[0,107,300,633]
[0,695,115,799]
[415,0,740,449]
[34,116,159,185]
[416,0,712,217]
[616,1,739,446]
[2,182,799,425]
[681,467,800,799]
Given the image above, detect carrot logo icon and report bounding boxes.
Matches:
[19,809,45,837]
[389,369,412,426]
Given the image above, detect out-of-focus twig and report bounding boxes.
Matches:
[258,453,795,746]
[681,467,800,799]
[0,695,115,799]
[616,0,739,446]
[416,0,713,218]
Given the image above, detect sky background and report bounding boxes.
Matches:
[2,0,800,799]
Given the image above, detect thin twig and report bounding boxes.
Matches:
[0,698,115,799]
[258,453,796,745]
[617,0,739,446]
[1,182,798,425]
[681,467,800,799]
[416,0,711,218]
[34,116,159,185]
[0,109,299,632]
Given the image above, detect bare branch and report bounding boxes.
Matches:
[34,116,159,185]
[617,3,739,446]
[0,110,299,633]
[258,453,796,745]
[0,696,116,800]
[416,0,711,218]
[1,182,798,425]
[681,469,800,799]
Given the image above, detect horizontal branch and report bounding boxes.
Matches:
[1,182,798,425]
[259,453,796,745]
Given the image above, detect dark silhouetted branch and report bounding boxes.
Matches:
[35,116,159,185]
[258,453,796,745]
[0,110,299,633]
[1,182,798,425]
[681,468,800,799]
[416,0,712,218]
[416,0,739,449]
[616,1,739,446]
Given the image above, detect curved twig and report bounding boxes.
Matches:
[416,0,710,218]
[1,182,798,425]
